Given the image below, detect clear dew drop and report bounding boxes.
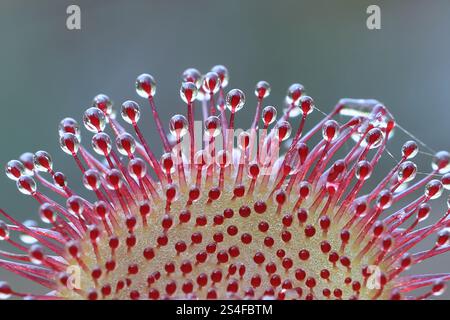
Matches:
[169,115,188,138]
[19,152,35,176]
[83,169,102,191]
[322,120,340,142]
[364,128,384,149]
[160,153,176,174]
[274,121,292,142]
[211,65,229,88]
[92,132,112,156]
[355,160,372,181]
[5,160,25,181]
[442,173,450,190]
[121,100,141,124]
[238,132,251,150]
[204,116,221,137]
[93,94,113,116]
[33,151,53,172]
[299,96,315,116]
[262,106,277,126]
[397,161,417,183]
[128,158,147,180]
[66,195,85,215]
[376,190,393,210]
[0,282,12,299]
[136,73,156,98]
[432,151,450,174]
[425,180,444,200]
[59,133,80,155]
[202,72,221,94]
[83,107,106,133]
[255,81,271,99]
[180,82,198,104]
[20,220,38,244]
[39,203,56,224]
[182,68,202,89]
[401,141,419,159]
[283,97,302,118]
[0,221,10,241]
[225,89,246,112]
[286,83,304,105]
[338,98,381,117]
[16,176,37,195]
[116,133,136,156]
[58,117,81,139]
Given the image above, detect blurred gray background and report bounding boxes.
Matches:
[0,0,449,298]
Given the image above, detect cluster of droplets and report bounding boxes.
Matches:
[2,65,450,300]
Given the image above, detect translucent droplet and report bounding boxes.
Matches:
[83,107,106,133]
[58,117,81,139]
[83,169,102,191]
[274,121,292,141]
[33,151,53,172]
[286,83,304,104]
[432,151,450,174]
[136,73,156,98]
[93,94,113,115]
[262,106,277,126]
[16,176,36,195]
[425,180,443,200]
[376,190,393,210]
[39,203,56,224]
[283,97,302,118]
[182,68,202,89]
[355,160,372,181]
[202,72,220,94]
[121,100,141,124]
[106,169,123,190]
[225,89,245,112]
[365,128,384,149]
[161,153,176,174]
[180,82,198,104]
[19,152,35,175]
[128,158,147,180]
[0,221,10,241]
[442,173,450,190]
[59,133,80,155]
[92,132,112,156]
[53,172,67,188]
[169,115,188,137]
[397,161,417,183]
[299,96,314,116]
[401,141,418,159]
[20,220,38,244]
[5,160,25,181]
[215,150,231,167]
[66,196,85,215]
[353,198,368,217]
[322,120,340,142]
[255,81,271,99]
[116,133,136,156]
[432,280,446,296]
[204,116,221,137]
[338,98,381,117]
[417,203,431,222]
[238,132,251,150]
[211,65,229,88]
[29,244,44,264]
[94,201,109,219]
[0,282,12,299]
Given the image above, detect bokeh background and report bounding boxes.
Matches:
[1,0,449,299]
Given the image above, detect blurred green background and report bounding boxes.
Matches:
[1,0,450,299]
